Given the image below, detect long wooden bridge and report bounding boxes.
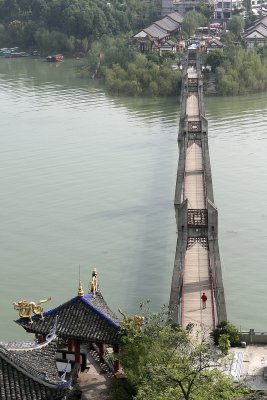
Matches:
[169,49,227,332]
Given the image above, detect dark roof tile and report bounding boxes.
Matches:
[16,292,121,345]
[0,341,70,400]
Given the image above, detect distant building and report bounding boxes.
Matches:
[214,0,242,19]
[155,39,179,55]
[206,38,224,52]
[242,15,267,48]
[162,0,214,17]
[162,0,242,20]
[133,12,183,53]
[162,0,174,15]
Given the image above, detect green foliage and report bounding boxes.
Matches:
[182,11,207,38]
[34,28,74,52]
[215,46,267,95]
[226,16,245,37]
[0,0,161,52]
[220,31,235,45]
[110,379,136,400]
[206,50,226,72]
[211,321,240,346]
[118,304,251,400]
[196,0,213,20]
[218,334,231,355]
[86,36,182,96]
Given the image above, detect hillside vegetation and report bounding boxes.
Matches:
[0,0,160,53]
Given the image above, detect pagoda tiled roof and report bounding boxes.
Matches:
[144,24,169,39]
[15,292,121,345]
[154,17,180,32]
[166,12,183,24]
[0,341,70,400]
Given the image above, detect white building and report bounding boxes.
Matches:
[214,0,243,19]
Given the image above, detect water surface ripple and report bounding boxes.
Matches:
[0,58,267,339]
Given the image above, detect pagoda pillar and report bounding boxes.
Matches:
[113,345,120,372]
[68,339,75,352]
[99,343,105,359]
[74,340,81,364]
[36,334,46,344]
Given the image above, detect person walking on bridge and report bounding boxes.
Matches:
[201,292,207,309]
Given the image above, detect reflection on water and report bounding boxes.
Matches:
[0,57,267,339]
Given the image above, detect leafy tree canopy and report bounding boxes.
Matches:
[206,50,226,72]
[214,46,267,95]
[0,0,161,51]
[182,11,207,38]
[226,16,245,37]
[115,302,253,400]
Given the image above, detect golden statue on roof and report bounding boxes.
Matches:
[118,308,145,331]
[13,297,51,324]
[89,267,98,297]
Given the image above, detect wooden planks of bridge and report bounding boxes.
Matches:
[169,50,227,333]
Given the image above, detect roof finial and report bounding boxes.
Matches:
[78,265,84,296]
[89,267,98,297]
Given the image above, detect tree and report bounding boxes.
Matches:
[220,31,235,45]
[182,11,207,38]
[226,16,245,37]
[197,0,213,20]
[211,321,240,346]
[206,50,225,72]
[118,303,251,400]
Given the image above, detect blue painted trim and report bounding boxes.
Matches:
[81,295,121,329]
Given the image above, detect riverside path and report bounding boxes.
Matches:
[169,49,227,333]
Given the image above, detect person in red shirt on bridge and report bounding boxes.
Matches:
[201,292,207,309]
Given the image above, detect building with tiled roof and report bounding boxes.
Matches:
[134,24,169,41]
[15,275,122,372]
[243,15,267,48]
[154,39,178,55]
[0,340,71,400]
[206,38,224,53]
[154,17,181,32]
[133,11,183,53]
[16,291,121,345]
[166,11,184,23]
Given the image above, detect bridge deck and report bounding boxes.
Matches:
[182,243,214,332]
[181,65,214,332]
[186,94,199,121]
[184,143,205,209]
[169,54,223,332]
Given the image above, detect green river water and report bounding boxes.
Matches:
[0,57,266,339]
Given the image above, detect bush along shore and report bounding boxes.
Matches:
[1,0,267,97]
[85,36,182,96]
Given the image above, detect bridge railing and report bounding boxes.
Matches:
[188,121,201,132]
[187,209,208,227]
[188,78,198,92]
[209,251,227,324]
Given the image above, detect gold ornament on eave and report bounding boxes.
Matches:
[13,297,51,324]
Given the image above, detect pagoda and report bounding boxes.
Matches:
[15,269,122,373]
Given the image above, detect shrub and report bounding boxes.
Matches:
[211,321,240,346]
